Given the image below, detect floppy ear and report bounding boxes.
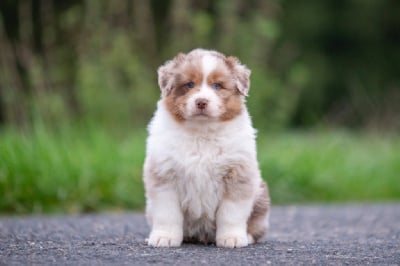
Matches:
[157,53,186,97]
[226,56,251,96]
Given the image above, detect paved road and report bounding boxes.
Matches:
[1,204,399,265]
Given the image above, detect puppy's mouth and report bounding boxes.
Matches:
[192,110,211,119]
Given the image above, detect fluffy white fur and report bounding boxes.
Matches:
[143,49,269,248]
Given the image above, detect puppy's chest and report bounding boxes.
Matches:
[172,138,228,219]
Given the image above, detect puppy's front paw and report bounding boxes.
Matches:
[147,231,182,247]
[216,234,249,248]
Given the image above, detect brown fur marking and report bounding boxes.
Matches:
[222,166,254,201]
[163,61,203,123]
[144,157,175,197]
[206,69,243,121]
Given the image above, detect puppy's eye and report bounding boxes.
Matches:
[185,81,195,89]
[212,83,222,90]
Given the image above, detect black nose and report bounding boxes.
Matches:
[195,98,208,110]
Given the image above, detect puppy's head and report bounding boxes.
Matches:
[157,49,251,123]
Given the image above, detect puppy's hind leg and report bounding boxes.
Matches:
[247,182,270,243]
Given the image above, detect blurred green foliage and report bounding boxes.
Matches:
[0,0,399,132]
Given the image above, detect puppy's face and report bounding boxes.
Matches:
[158,49,251,122]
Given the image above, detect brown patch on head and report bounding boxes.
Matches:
[160,53,204,123]
[247,182,270,242]
[206,68,243,121]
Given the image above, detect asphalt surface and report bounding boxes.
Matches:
[1,204,399,265]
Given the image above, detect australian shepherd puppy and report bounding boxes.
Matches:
[143,49,270,248]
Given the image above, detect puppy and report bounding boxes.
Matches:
[143,49,270,248]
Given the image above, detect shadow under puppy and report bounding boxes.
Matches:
[143,49,270,248]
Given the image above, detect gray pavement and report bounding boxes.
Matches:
[0,204,399,265]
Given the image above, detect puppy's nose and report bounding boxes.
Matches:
[195,98,208,110]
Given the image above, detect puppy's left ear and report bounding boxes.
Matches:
[226,56,251,96]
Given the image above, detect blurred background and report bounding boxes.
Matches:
[0,0,399,214]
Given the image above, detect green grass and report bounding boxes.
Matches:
[0,127,146,214]
[0,128,399,214]
[259,131,400,203]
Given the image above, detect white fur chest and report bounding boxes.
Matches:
[173,135,226,220]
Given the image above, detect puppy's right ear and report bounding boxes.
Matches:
[157,53,185,97]
[157,61,174,97]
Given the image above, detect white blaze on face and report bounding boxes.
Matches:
[186,54,222,119]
